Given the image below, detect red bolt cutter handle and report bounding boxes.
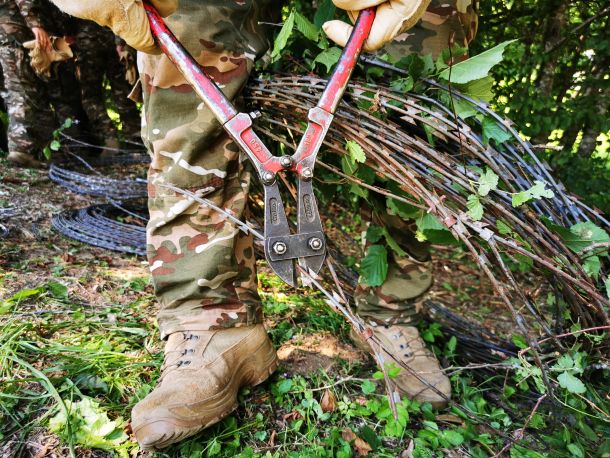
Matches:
[144,4,375,286]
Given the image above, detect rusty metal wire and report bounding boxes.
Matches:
[245,76,609,333]
[49,74,609,412]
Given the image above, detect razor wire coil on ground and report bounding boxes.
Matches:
[49,75,609,379]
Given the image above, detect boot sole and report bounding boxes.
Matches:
[139,336,278,450]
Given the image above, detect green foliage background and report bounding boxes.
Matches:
[474,0,610,213]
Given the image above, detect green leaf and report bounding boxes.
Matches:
[512,181,555,207]
[528,181,555,199]
[466,194,484,221]
[359,425,380,451]
[496,220,512,235]
[271,11,295,61]
[313,46,342,72]
[1,286,45,313]
[48,397,128,452]
[46,280,68,299]
[477,168,499,197]
[383,229,408,257]
[452,98,478,119]
[557,372,586,394]
[341,155,358,176]
[415,212,458,245]
[366,225,384,243]
[43,146,52,160]
[361,379,376,395]
[387,197,419,220]
[605,276,610,300]
[482,116,512,144]
[277,378,293,394]
[567,442,585,458]
[349,183,368,199]
[546,220,610,253]
[511,334,528,349]
[50,140,61,151]
[569,222,610,251]
[441,430,464,447]
[314,0,336,28]
[583,255,601,280]
[512,191,531,207]
[553,354,575,371]
[390,76,414,94]
[416,213,445,232]
[439,40,517,84]
[360,245,388,287]
[346,140,366,163]
[294,11,319,41]
[456,76,494,102]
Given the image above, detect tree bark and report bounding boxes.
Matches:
[531,0,570,145]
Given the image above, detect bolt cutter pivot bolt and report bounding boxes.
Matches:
[309,237,323,251]
[280,156,293,169]
[301,167,313,181]
[262,171,275,184]
[273,241,288,255]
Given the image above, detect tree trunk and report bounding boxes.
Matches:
[531,0,570,145]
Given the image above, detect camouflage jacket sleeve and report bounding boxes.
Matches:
[14,0,43,29]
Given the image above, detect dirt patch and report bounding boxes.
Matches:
[277,333,367,376]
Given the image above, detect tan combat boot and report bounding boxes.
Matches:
[131,324,278,450]
[351,324,451,408]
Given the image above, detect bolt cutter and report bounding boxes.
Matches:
[145,4,375,286]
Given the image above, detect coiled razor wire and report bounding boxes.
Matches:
[0,207,19,237]
[49,163,147,200]
[50,75,609,418]
[51,203,146,255]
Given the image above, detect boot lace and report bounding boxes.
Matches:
[159,332,200,380]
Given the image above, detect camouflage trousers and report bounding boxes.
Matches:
[73,21,142,144]
[355,213,432,326]
[140,0,273,338]
[0,24,55,157]
[140,0,476,337]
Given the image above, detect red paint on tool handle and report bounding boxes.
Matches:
[144,3,237,124]
[318,8,375,114]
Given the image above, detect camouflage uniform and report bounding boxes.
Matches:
[355,0,479,326]
[40,1,92,145]
[0,0,55,158]
[73,20,142,145]
[140,0,477,337]
[139,0,275,338]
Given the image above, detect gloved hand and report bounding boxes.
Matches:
[323,0,431,52]
[24,36,73,77]
[49,0,178,54]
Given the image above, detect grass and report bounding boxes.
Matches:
[1,253,609,457]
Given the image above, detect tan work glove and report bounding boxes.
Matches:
[24,36,73,77]
[49,0,178,54]
[323,0,431,52]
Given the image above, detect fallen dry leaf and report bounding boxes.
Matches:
[342,428,372,457]
[268,429,277,447]
[341,428,357,442]
[320,389,337,412]
[354,437,372,457]
[436,413,464,424]
[282,411,302,422]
